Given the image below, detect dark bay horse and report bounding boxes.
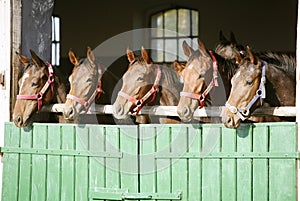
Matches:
[13,50,69,128]
[112,47,183,124]
[175,39,237,122]
[215,31,245,60]
[222,47,296,128]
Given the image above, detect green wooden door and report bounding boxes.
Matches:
[1,122,139,201]
[139,122,297,201]
[1,122,298,201]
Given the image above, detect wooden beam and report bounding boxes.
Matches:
[41,104,296,117]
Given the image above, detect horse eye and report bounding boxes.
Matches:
[246,80,253,85]
[31,82,39,87]
[87,78,93,82]
[199,73,205,79]
[137,77,144,82]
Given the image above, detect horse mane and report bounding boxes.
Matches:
[258,52,296,78]
[213,51,238,80]
[160,64,182,89]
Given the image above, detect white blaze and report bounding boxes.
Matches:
[19,73,30,92]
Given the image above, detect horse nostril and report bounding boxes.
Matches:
[64,107,75,119]
[183,106,191,117]
[227,116,232,124]
[13,115,23,127]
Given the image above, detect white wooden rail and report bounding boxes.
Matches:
[41,104,296,117]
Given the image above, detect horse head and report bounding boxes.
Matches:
[13,50,55,127]
[215,31,245,60]
[222,47,265,128]
[175,39,215,122]
[63,47,103,121]
[112,47,160,120]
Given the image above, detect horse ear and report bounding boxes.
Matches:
[197,39,207,55]
[173,60,185,74]
[87,47,95,65]
[30,50,44,68]
[16,52,30,67]
[234,50,242,65]
[68,49,79,65]
[141,47,152,64]
[182,40,194,57]
[230,31,237,45]
[127,48,136,63]
[246,46,255,64]
[219,30,227,42]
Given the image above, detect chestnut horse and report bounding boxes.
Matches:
[13,50,70,128]
[175,39,237,122]
[112,48,182,124]
[63,47,103,121]
[222,47,295,128]
[63,47,119,124]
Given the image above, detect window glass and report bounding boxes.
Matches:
[150,8,199,62]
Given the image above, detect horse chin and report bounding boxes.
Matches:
[223,116,241,129]
[180,116,193,123]
[113,113,130,120]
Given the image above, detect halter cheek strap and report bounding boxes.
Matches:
[16,62,55,112]
[225,61,266,121]
[117,65,162,114]
[180,50,219,108]
[66,82,103,114]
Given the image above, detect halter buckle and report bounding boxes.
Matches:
[241,108,250,117]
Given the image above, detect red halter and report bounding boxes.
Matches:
[118,65,162,114]
[66,82,103,114]
[66,66,104,114]
[180,50,219,108]
[17,62,55,112]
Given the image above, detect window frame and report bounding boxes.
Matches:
[51,15,60,66]
[149,7,200,63]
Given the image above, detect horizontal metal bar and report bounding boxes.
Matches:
[41,104,296,117]
[155,152,300,159]
[89,191,182,200]
[0,147,123,158]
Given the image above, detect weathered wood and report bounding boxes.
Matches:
[41,104,296,117]
[11,0,22,121]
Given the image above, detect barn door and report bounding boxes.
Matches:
[1,122,298,201]
[138,123,298,201]
[1,123,139,201]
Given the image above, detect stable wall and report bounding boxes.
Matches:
[53,0,297,58]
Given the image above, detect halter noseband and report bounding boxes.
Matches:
[180,50,219,108]
[225,61,266,121]
[17,62,55,112]
[118,64,162,114]
[66,64,104,114]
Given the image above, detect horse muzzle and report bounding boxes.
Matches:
[13,113,31,128]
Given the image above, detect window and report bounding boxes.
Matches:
[151,8,199,62]
[51,16,60,66]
